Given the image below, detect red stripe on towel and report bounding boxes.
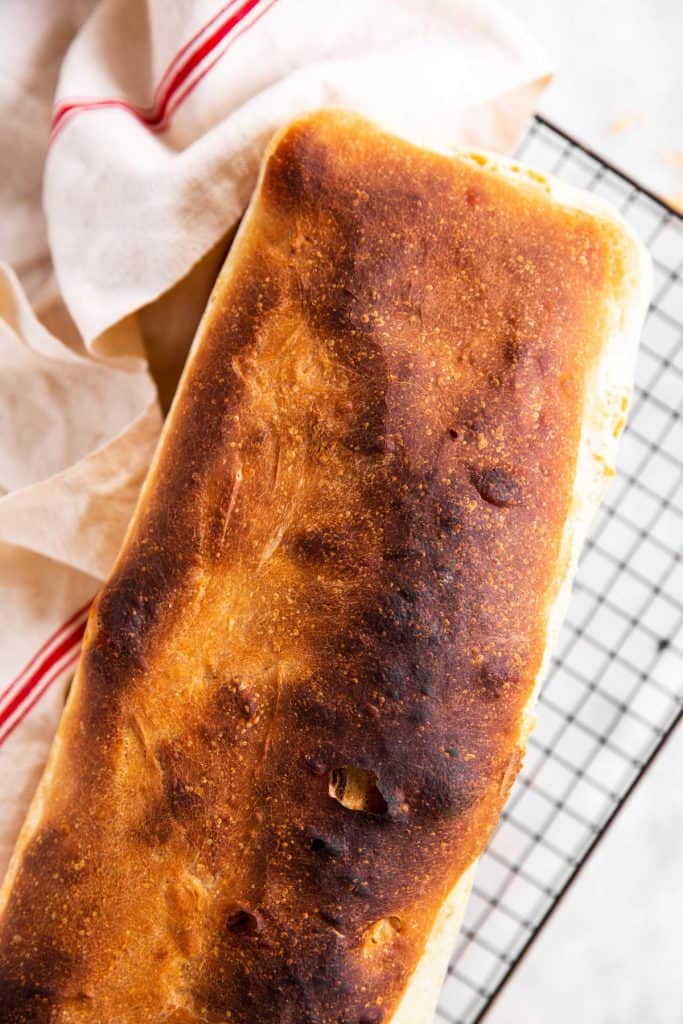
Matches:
[50,0,273,142]
[0,600,91,708]
[0,617,88,737]
[0,647,83,747]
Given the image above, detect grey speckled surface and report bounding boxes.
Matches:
[485,2,683,1021]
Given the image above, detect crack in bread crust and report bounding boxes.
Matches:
[0,110,644,1024]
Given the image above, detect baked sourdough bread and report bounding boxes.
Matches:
[0,111,650,1023]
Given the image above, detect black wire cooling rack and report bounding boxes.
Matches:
[436,116,683,1024]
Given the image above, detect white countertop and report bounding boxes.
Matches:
[484,2,683,1021]
[486,731,683,1024]
[509,0,683,207]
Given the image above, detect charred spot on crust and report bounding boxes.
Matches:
[94,580,156,657]
[415,757,485,819]
[328,767,388,815]
[435,495,467,533]
[237,686,258,721]
[410,661,435,697]
[262,122,330,210]
[156,744,204,825]
[304,754,327,776]
[166,776,204,822]
[361,593,413,643]
[342,426,389,456]
[397,584,418,604]
[211,681,258,725]
[318,909,344,929]
[471,467,523,508]
[22,825,72,875]
[373,661,406,701]
[359,1012,385,1024]
[90,545,185,681]
[337,379,390,457]
[307,832,343,859]
[503,335,520,365]
[0,932,76,1024]
[137,799,174,847]
[477,663,511,700]
[407,705,429,725]
[291,528,350,566]
[384,541,413,563]
[292,691,340,733]
[0,975,59,1024]
[224,906,261,937]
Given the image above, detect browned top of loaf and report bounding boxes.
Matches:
[0,110,636,1024]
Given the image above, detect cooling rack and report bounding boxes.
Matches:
[436,115,683,1024]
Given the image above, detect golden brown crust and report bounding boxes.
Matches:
[0,110,640,1024]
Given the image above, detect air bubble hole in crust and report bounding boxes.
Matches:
[328,767,388,815]
[224,906,260,935]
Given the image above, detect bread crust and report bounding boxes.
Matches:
[0,110,650,1024]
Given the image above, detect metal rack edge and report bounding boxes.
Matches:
[473,703,682,1022]
[533,115,683,222]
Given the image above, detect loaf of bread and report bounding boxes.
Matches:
[0,111,650,1024]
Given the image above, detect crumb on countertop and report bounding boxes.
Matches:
[609,111,640,135]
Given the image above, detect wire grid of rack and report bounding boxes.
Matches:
[436,116,683,1024]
